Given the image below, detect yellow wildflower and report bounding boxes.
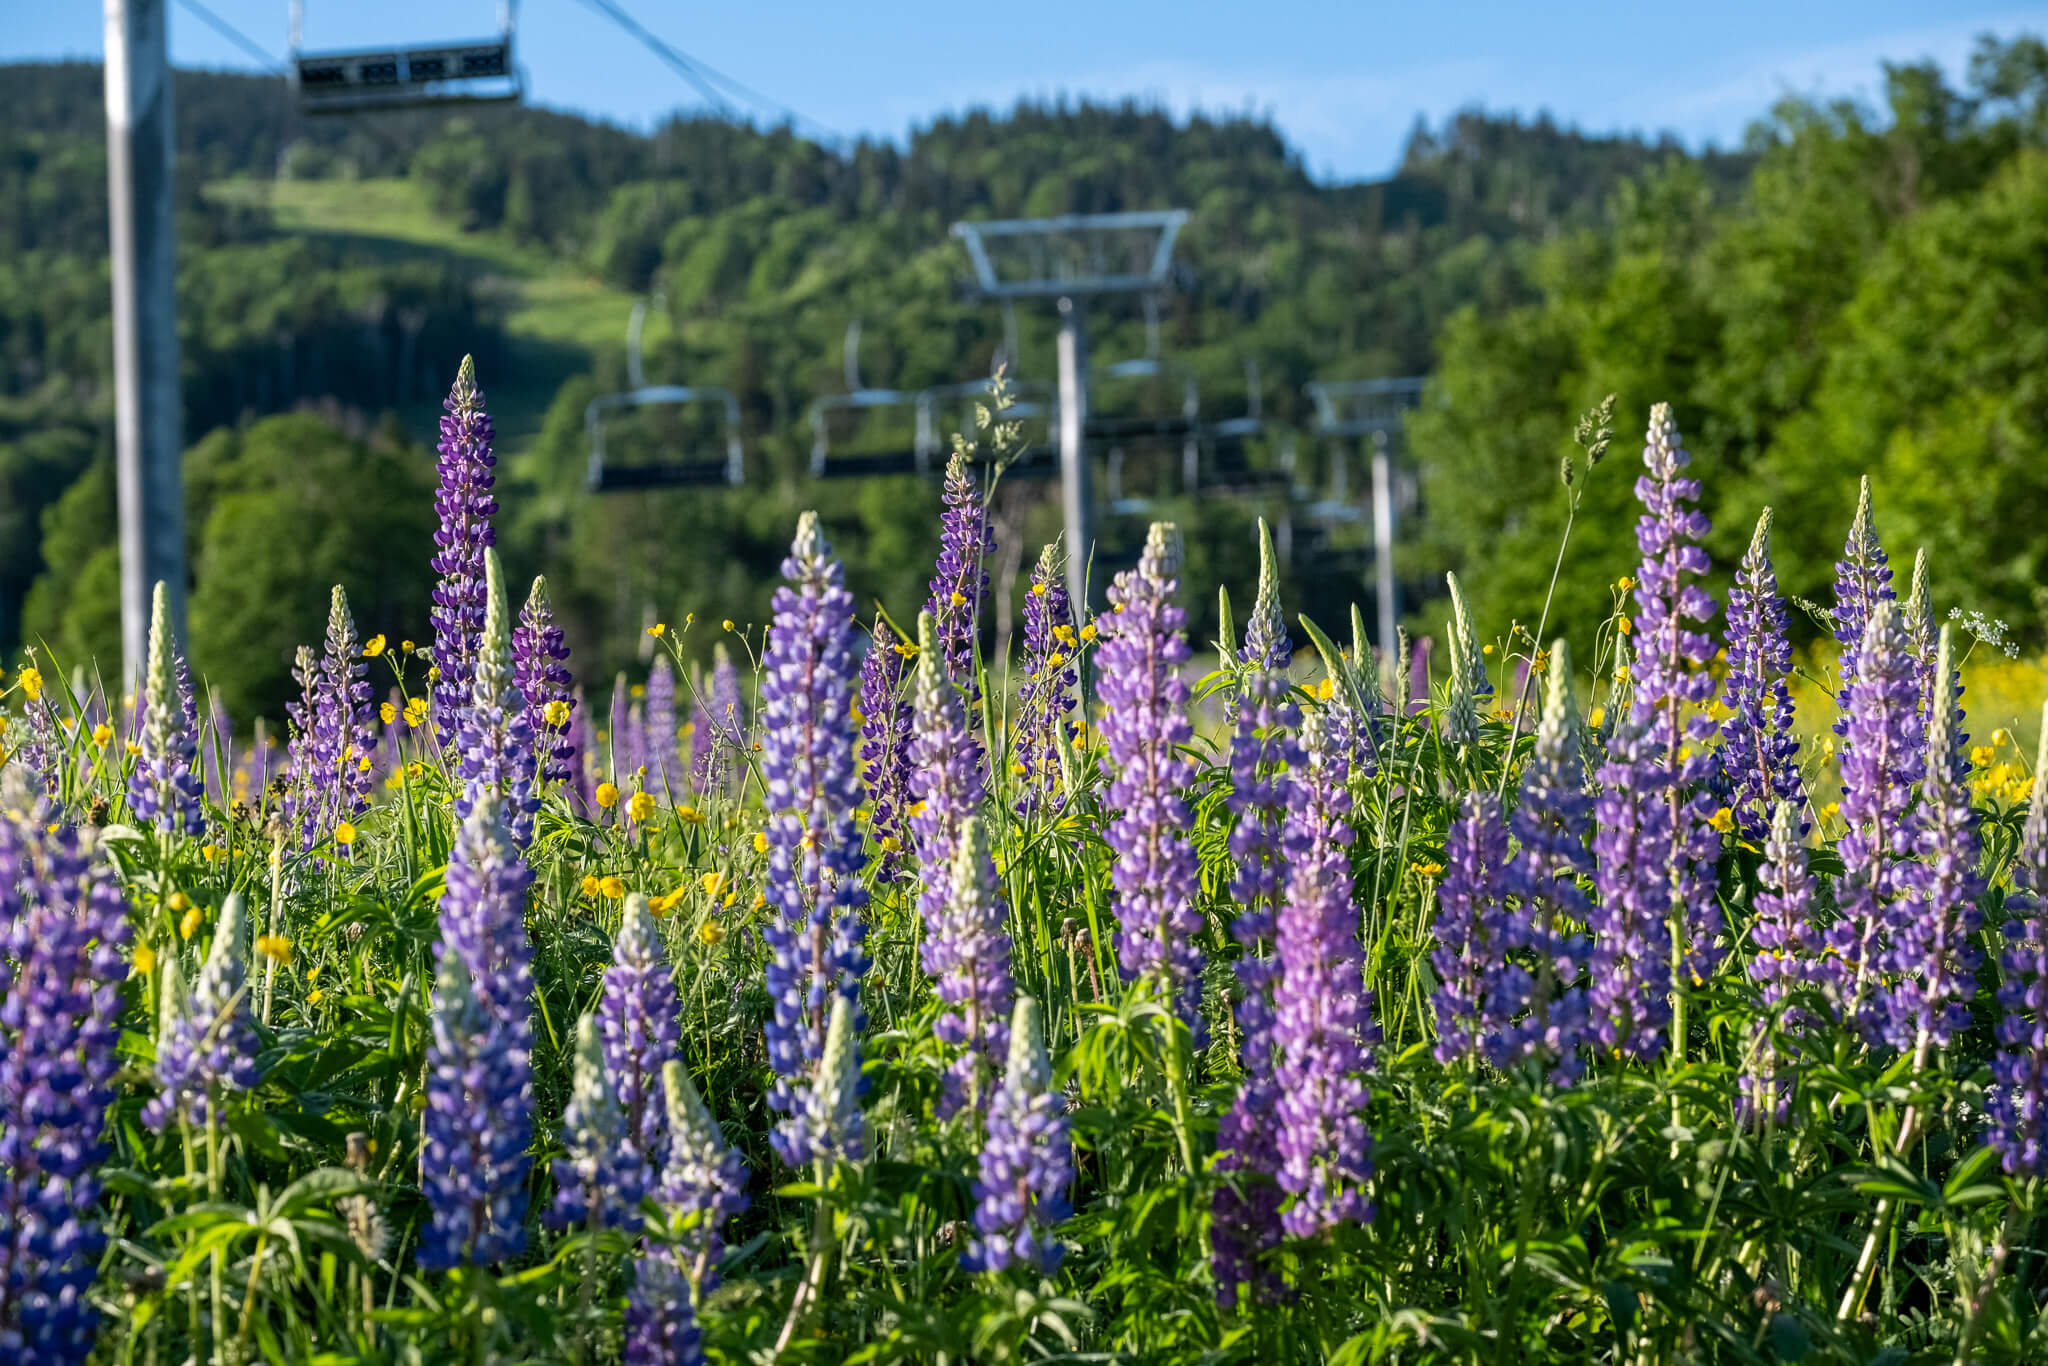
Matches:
[880,835,900,852]
[1409,861,1444,879]
[428,666,441,683]
[699,920,726,946]
[363,634,387,658]
[753,831,769,854]
[201,843,221,862]
[1616,617,1633,637]
[949,592,966,607]
[91,723,114,747]
[750,890,767,911]
[893,640,919,659]
[168,891,191,912]
[648,623,667,638]
[1822,802,1842,819]
[1030,582,1047,596]
[1992,728,2010,747]
[676,805,705,825]
[17,667,42,701]
[596,782,620,809]
[133,944,156,976]
[700,871,729,899]
[1316,677,1336,701]
[403,696,429,728]
[1046,652,1065,670]
[255,935,293,965]
[1588,706,1606,728]
[179,905,203,940]
[543,699,571,728]
[1970,745,1995,769]
[1706,807,1735,835]
[401,640,415,653]
[598,876,626,899]
[1481,644,1495,656]
[722,619,735,631]
[380,701,397,724]
[1080,622,1098,642]
[627,791,656,824]
[124,741,140,758]
[335,821,358,846]
[307,989,325,1005]
[580,874,600,899]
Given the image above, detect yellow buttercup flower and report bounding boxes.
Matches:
[428,666,442,683]
[363,634,387,658]
[1481,644,1495,656]
[700,871,729,899]
[401,640,415,653]
[1316,677,1337,701]
[380,701,397,724]
[676,805,704,826]
[133,944,156,976]
[648,623,667,638]
[403,696,430,728]
[168,892,191,912]
[1970,745,1995,769]
[124,741,140,758]
[1992,728,2010,747]
[255,935,292,965]
[627,791,656,824]
[16,667,42,701]
[1588,705,1606,728]
[753,831,769,854]
[1030,582,1047,596]
[750,890,767,910]
[91,723,114,747]
[1616,617,1633,636]
[698,920,725,946]
[1409,861,1444,879]
[335,821,358,846]
[580,874,600,899]
[598,876,626,899]
[1706,807,1735,835]
[307,989,325,1005]
[1079,622,1098,642]
[179,905,203,940]
[595,782,620,809]
[542,699,571,728]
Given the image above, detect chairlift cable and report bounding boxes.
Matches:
[175,0,290,73]
[567,0,834,139]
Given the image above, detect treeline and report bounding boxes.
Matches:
[1409,35,2048,643]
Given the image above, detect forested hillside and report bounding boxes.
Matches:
[6,40,2044,719]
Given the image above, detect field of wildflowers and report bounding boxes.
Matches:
[2,360,2046,1365]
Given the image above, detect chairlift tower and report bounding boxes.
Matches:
[950,209,1189,611]
[1305,377,1425,658]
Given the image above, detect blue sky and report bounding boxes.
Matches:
[9,1,2039,180]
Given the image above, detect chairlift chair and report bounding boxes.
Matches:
[586,294,745,492]
[806,320,926,478]
[289,0,524,114]
[1201,358,1295,496]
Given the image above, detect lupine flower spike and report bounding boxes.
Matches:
[1013,542,1080,818]
[1901,549,1935,711]
[145,892,260,1131]
[925,451,993,699]
[1719,509,1802,842]
[964,997,1072,1274]
[513,575,576,787]
[601,894,683,1162]
[1742,799,1819,1120]
[1275,707,1373,1238]
[628,1057,749,1366]
[418,943,533,1269]
[856,618,914,881]
[646,655,679,795]
[1881,625,1982,1052]
[1213,518,1300,1305]
[759,513,870,1167]
[1821,600,1925,1036]
[1989,702,2048,1176]
[128,581,203,836]
[1430,790,1515,1067]
[452,549,539,849]
[0,809,133,1362]
[428,356,498,746]
[1832,475,1895,656]
[1096,522,1204,1037]
[548,1013,645,1232]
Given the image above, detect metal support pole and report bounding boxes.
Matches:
[106,0,185,686]
[1056,297,1092,612]
[1370,428,1396,657]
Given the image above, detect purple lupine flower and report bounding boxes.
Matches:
[759,513,870,1168]
[1430,790,1518,1067]
[1500,643,1592,1081]
[11,664,63,797]
[924,451,993,697]
[428,356,498,747]
[964,998,1071,1274]
[709,645,744,751]
[655,1058,750,1288]
[513,575,575,787]
[548,1014,646,1232]
[1274,705,1373,1239]
[1590,710,1677,1060]
[1831,475,1895,656]
[1626,403,1723,988]
[627,1062,746,1366]
[281,589,376,853]
[1821,600,1925,1036]
[420,788,536,1268]
[857,619,914,881]
[646,656,679,796]
[907,611,1014,1114]
[452,551,539,850]
[144,892,261,1132]
[282,646,323,842]
[687,698,715,794]
[127,582,203,836]
[1720,510,1802,842]
[418,944,533,1270]
[1212,528,1301,1307]
[0,809,131,1364]
[1989,704,2048,1177]
[1096,522,1204,1036]
[1740,799,1819,1121]
[1013,543,1080,819]
[1881,626,1982,1052]
[1901,549,1937,715]
[600,894,682,1162]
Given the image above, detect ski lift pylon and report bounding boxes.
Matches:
[288,0,524,115]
